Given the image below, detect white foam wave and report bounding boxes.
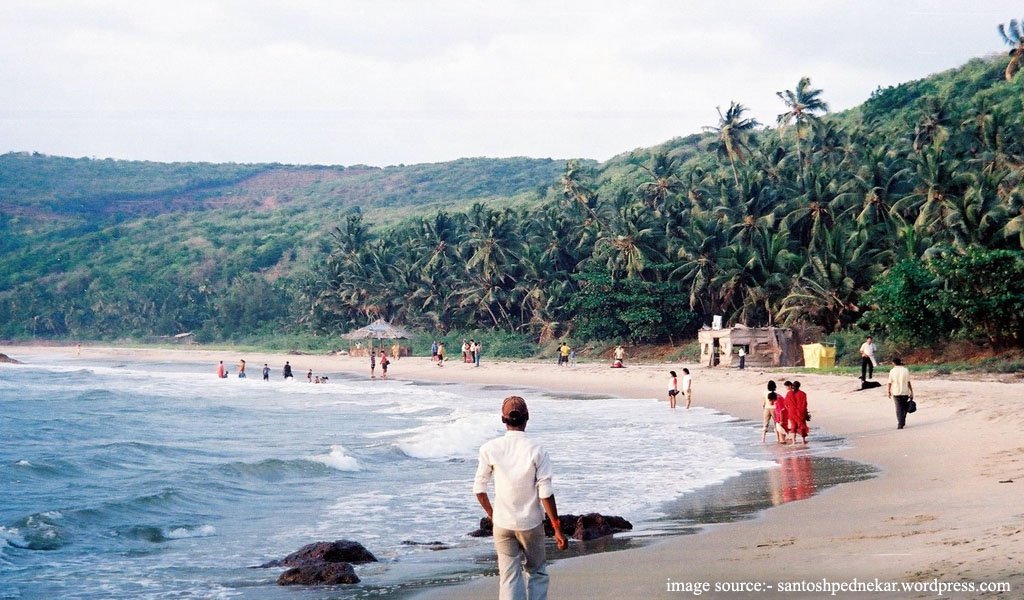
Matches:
[163,524,216,539]
[310,444,361,471]
[0,525,26,561]
[15,459,31,466]
[395,412,497,460]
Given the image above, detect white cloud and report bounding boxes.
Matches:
[1,0,1021,165]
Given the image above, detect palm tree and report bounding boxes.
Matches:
[997,18,1024,80]
[636,152,683,214]
[776,77,829,191]
[705,102,760,187]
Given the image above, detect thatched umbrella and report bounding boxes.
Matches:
[343,319,414,354]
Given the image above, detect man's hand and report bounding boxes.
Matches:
[553,527,568,551]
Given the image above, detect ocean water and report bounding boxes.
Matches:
[1,355,845,599]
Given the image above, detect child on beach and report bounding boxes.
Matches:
[762,380,777,443]
[668,370,679,408]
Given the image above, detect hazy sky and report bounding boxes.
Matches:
[1,1,1020,167]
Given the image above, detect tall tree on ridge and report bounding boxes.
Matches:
[776,77,829,192]
[705,102,760,188]
[997,18,1024,80]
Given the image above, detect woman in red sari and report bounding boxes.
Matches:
[786,380,809,444]
[774,380,792,444]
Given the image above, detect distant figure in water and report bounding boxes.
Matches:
[238,359,246,378]
[217,361,227,379]
[307,368,313,383]
[283,361,293,379]
[262,364,270,381]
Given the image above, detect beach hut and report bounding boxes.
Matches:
[698,325,800,368]
[343,319,414,357]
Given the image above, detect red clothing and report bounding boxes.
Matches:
[775,393,789,432]
[785,390,808,436]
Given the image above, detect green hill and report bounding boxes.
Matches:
[3,51,1024,351]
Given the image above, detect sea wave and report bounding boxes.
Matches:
[395,411,497,460]
[308,444,361,471]
[216,457,342,481]
[118,524,217,543]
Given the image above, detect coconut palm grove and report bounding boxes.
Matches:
[3,27,1024,355]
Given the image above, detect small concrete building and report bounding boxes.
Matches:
[698,325,800,368]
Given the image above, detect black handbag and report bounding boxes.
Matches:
[907,399,917,414]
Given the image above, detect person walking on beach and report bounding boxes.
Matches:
[380,350,390,380]
[262,363,270,381]
[681,368,693,409]
[761,380,777,443]
[613,345,625,365]
[859,336,877,381]
[668,370,680,409]
[786,380,809,444]
[431,340,439,362]
[283,361,293,379]
[738,347,746,370]
[473,396,568,600]
[238,359,246,379]
[437,342,446,367]
[370,351,377,379]
[473,340,482,367]
[887,357,914,429]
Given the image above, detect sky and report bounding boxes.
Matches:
[1,0,1021,167]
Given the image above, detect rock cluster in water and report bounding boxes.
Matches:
[260,540,377,586]
[0,353,21,364]
[469,513,633,541]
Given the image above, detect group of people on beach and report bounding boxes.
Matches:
[215,359,325,383]
[369,349,393,379]
[667,368,692,409]
[761,379,810,444]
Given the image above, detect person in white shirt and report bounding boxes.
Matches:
[681,368,693,409]
[887,357,914,429]
[474,396,568,600]
[859,336,877,381]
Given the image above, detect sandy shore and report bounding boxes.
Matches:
[5,344,1023,599]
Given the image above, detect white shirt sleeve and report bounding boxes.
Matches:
[472,446,493,494]
[534,447,554,500]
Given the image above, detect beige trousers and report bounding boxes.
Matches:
[493,524,549,600]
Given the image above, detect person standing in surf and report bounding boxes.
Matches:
[473,396,568,600]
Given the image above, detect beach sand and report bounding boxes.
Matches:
[6,344,1023,599]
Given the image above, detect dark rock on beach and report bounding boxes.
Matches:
[277,562,359,586]
[260,539,376,586]
[260,539,377,568]
[0,353,22,364]
[470,513,633,541]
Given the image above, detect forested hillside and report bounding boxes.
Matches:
[0,155,572,340]
[4,51,1024,351]
[306,55,1024,350]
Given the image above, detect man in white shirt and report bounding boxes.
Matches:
[474,396,568,600]
[859,336,877,381]
[681,368,693,409]
[887,357,914,429]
